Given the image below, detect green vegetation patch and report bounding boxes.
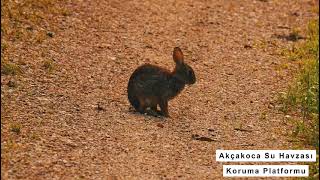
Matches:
[278,19,319,179]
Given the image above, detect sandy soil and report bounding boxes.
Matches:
[1,0,318,179]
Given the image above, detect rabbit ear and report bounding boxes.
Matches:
[173,47,184,65]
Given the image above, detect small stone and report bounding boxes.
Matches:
[157,123,164,128]
[26,26,33,31]
[244,44,252,49]
[47,31,54,37]
[96,103,106,111]
[292,12,299,16]
[7,80,16,87]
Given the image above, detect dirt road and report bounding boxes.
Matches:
[1,0,317,179]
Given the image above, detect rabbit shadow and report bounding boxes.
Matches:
[128,107,167,120]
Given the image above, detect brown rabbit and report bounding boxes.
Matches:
[127,47,196,117]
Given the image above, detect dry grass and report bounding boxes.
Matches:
[9,123,21,134]
[1,0,69,75]
[42,59,55,72]
[1,61,21,75]
[1,0,69,42]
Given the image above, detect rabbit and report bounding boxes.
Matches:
[127,47,196,117]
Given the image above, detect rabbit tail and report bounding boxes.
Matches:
[128,91,140,110]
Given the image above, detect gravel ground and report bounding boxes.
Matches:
[1,0,318,179]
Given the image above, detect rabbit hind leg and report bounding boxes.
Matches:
[145,97,161,117]
[146,105,162,117]
[136,97,147,114]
